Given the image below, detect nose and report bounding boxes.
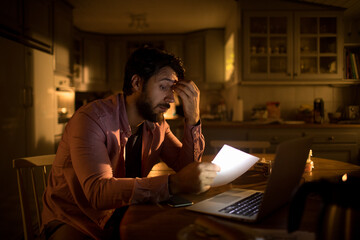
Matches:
[164,90,175,103]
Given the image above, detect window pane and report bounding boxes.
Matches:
[270,37,287,54]
[300,57,317,73]
[320,17,336,34]
[270,17,287,34]
[250,17,267,33]
[320,37,336,53]
[320,57,337,73]
[250,37,267,54]
[300,17,317,34]
[301,37,317,53]
[251,57,267,73]
[270,57,287,73]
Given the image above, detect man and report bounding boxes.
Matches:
[41,47,220,239]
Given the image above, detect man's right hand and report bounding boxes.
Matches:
[168,162,221,195]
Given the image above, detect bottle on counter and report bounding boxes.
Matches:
[314,98,324,124]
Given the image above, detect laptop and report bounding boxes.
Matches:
[187,137,313,222]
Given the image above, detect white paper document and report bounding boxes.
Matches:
[211,144,259,187]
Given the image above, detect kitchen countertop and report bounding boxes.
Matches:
[202,121,360,129]
[167,118,360,129]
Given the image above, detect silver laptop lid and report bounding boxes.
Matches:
[257,137,312,220]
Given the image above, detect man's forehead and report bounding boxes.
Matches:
[155,67,178,83]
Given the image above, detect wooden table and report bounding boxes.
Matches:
[119,155,360,240]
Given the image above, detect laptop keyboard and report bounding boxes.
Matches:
[219,192,263,216]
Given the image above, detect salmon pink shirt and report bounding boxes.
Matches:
[41,94,205,239]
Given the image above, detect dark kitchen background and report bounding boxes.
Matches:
[1,0,360,239]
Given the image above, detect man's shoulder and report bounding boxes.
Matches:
[80,94,123,116]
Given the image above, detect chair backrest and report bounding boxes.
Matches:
[13,154,55,240]
[210,140,271,154]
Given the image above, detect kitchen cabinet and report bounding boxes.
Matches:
[247,129,303,153]
[0,0,53,53]
[53,0,73,77]
[184,31,205,84]
[243,11,343,82]
[75,34,108,91]
[0,0,23,35]
[184,29,224,85]
[304,130,358,165]
[107,39,127,92]
[23,0,53,51]
[173,120,360,164]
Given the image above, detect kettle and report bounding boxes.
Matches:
[288,174,360,240]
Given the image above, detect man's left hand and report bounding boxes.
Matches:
[173,81,200,126]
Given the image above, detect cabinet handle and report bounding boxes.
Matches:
[23,87,33,108]
[328,136,335,141]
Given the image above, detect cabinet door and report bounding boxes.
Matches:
[23,0,53,51]
[54,0,73,76]
[248,129,303,153]
[0,0,23,35]
[243,12,293,80]
[304,130,358,164]
[107,39,127,92]
[294,12,343,80]
[78,36,107,91]
[184,32,204,84]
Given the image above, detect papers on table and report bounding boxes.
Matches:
[211,144,259,187]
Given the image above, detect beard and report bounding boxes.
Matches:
[136,91,170,123]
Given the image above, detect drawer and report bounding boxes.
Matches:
[304,132,357,144]
[248,130,302,145]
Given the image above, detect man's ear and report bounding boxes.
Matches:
[130,75,143,92]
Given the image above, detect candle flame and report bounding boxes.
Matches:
[342,173,348,182]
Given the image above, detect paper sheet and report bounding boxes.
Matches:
[211,144,259,187]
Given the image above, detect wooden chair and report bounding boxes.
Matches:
[13,154,55,240]
[210,140,271,154]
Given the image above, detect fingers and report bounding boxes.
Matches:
[199,162,221,172]
[169,162,220,195]
[173,80,200,125]
[173,81,199,98]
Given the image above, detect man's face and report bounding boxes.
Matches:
[136,66,178,122]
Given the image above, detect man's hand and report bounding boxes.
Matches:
[169,162,221,195]
[173,81,200,126]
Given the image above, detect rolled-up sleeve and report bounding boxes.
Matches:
[159,120,205,172]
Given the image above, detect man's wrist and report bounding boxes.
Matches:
[185,116,200,126]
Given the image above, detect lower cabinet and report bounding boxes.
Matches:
[304,130,359,165]
[199,123,360,165]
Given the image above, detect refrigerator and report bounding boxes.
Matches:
[0,36,55,239]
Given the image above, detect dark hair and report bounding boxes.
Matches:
[123,47,185,96]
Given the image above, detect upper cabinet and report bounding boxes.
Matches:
[0,0,53,53]
[243,11,343,83]
[184,29,224,87]
[53,0,73,77]
[244,12,293,81]
[294,12,343,80]
[75,34,107,92]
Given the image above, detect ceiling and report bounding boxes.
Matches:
[68,0,360,34]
